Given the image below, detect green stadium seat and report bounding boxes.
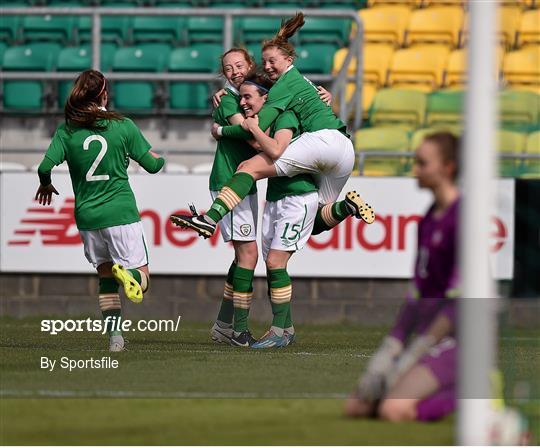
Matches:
[187,16,224,43]
[0,42,8,68]
[169,82,211,112]
[154,0,193,6]
[246,43,262,64]
[354,127,410,176]
[57,46,92,108]
[112,44,171,111]
[522,131,540,178]
[131,15,187,45]
[294,44,337,74]
[0,2,25,43]
[2,43,60,110]
[22,14,75,44]
[498,129,527,177]
[426,90,464,128]
[499,90,540,133]
[298,17,351,47]
[239,16,283,44]
[369,88,427,130]
[169,43,221,72]
[77,4,133,45]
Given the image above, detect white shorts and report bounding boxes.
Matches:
[80,221,148,269]
[273,129,355,205]
[210,191,258,242]
[261,191,318,261]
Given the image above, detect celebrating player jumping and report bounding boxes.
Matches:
[35,69,165,352]
[170,12,375,239]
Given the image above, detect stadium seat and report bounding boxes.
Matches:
[503,46,540,93]
[0,2,25,44]
[421,0,466,6]
[0,42,8,68]
[516,9,540,47]
[56,46,92,107]
[295,44,337,74]
[169,82,211,112]
[246,43,262,64]
[426,89,464,127]
[369,88,427,129]
[498,7,522,49]
[522,131,540,177]
[239,16,283,44]
[354,127,410,176]
[186,16,224,43]
[112,44,171,111]
[367,0,421,7]
[498,129,527,177]
[21,13,75,44]
[154,0,193,6]
[499,89,540,132]
[332,83,378,120]
[298,17,351,47]
[405,6,464,48]
[2,43,60,110]
[130,15,187,45]
[387,45,451,92]
[333,44,394,87]
[358,6,411,47]
[444,48,466,89]
[409,126,461,153]
[77,4,132,45]
[168,43,222,72]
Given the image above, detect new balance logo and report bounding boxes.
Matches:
[8,198,81,246]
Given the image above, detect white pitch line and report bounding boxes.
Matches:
[0,389,348,399]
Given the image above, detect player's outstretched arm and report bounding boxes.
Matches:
[218,106,280,140]
[36,157,59,205]
[138,150,165,174]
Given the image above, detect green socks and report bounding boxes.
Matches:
[268,268,292,331]
[206,172,255,223]
[312,200,351,235]
[232,266,255,333]
[217,261,236,325]
[127,268,148,292]
[98,277,122,336]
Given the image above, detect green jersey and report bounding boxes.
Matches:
[222,65,348,140]
[43,118,151,230]
[209,87,257,193]
[266,111,318,202]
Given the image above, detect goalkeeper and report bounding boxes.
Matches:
[345,132,460,422]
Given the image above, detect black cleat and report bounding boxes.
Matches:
[230,330,258,348]
[169,213,216,239]
[345,190,375,224]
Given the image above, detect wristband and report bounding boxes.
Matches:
[217,126,223,137]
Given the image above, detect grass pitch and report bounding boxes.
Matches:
[0,317,537,445]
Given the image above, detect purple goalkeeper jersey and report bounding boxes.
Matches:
[390,198,460,343]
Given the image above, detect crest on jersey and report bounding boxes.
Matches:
[239,224,251,236]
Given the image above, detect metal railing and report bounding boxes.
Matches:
[0,7,365,131]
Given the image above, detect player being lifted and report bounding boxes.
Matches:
[35,69,165,352]
[345,132,460,422]
[170,13,375,238]
[239,73,319,347]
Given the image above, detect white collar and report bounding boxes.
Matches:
[98,106,107,111]
[224,81,240,96]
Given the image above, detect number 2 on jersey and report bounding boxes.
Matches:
[83,135,109,182]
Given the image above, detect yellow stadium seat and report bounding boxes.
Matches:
[444,47,505,89]
[358,6,412,47]
[410,126,461,152]
[388,45,451,92]
[405,7,464,48]
[354,127,410,176]
[422,0,467,6]
[368,0,421,7]
[332,44,394,86]
[503,45,540,91]
[499,89,540,132]
[462,8,524,49]
[369,88,427,129]
[498,129,527,176]
[523,131,540,177]
[517,9,540,47]
[332,83,378,119]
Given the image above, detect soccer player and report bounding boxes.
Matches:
[35,69,165,352]
[208,48,260,348]
[170,12,375,239]
[344,132,460,421]
[239,75,318,348]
